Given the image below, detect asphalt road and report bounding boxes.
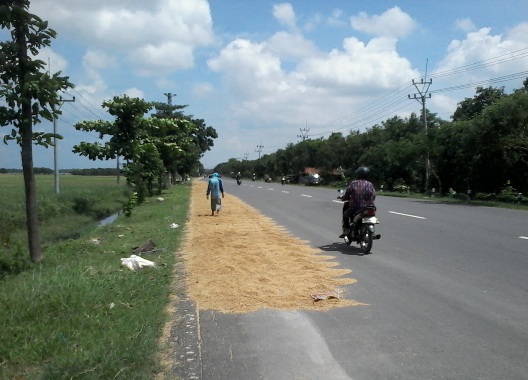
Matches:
[175,179,528,380]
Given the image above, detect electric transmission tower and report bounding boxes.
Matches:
[256,143,264,159]
[298,123,310,142]
[408,77,432,193]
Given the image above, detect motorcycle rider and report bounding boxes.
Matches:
[235,171,242,184]
[338,166,376,238]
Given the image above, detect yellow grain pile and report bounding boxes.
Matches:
[182,180,365,313]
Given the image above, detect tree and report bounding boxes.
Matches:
[452,86,505,122]
[151,102,217,182]
[73,95,166,203]
[0,0,74,262]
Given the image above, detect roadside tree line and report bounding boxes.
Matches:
[217,81,528,201]
[73,95,217,205]
[0,1,217,262]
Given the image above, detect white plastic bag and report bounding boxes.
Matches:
[121,255,156,271]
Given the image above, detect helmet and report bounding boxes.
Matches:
[355,166,370,180]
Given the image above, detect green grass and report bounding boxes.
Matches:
[0,175,130,276]
[0,178,191,379]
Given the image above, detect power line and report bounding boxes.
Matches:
[256,143,264,159]
[53,96,75,194]
[307,46,528,139]
[298,124,310,141]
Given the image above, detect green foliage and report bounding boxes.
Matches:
[0,242,30,280]
[124,192,138,217]
[0,1,74,144]
[73,95,218,202]
[0,175,128,276]
[0,183,191,378]
[452,86,506,122]
[1,0,76,262]
[71,196,96,215]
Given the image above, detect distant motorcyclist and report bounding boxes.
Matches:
[338,166,376,238]
[236,171,242,185]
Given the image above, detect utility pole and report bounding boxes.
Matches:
[164,92,175,105]
[53,96,75,194]
[408,76,432,193]
[298,122,310,141]
[256,143,264,159]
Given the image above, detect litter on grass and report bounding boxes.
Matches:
[121,255,156,271]
[170,223,179,229]
[132,239,156,254]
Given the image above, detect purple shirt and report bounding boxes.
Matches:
[344,179,376,209]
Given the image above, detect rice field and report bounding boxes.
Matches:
[0,174,128,272]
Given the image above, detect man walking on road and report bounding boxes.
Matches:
[206,173,225,216]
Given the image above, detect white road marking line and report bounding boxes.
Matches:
[258,186,262,189]
[332,200,344,203]
[268,188,274,191]
[282,191,289,193]
[389,211,426,219]
[301,194,312,198]
[520,236,528,240]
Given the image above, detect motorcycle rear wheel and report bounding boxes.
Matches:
[359,229,373,254]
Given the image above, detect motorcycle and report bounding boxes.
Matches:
[338,190,381,254]
[281,176,286,185]
[236,178,242,185]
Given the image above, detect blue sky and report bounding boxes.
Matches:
[2,0,528,170]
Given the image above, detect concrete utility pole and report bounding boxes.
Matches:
[298,122,310,141]
[408,77,432,193]
[256,143,264,159]
[53,96,75,194]
[164,92,175,105]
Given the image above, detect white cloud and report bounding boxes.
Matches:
[299,36,417,91]
[124,87,145,99]
[208,39,285,99]
[35,47,68,74]
[455,18,477,33]
[130,42,195,75]
[327,9,346,28]
[266,32,320,60]
[192,82,214,97]
[436,27,527,75]
[83,50,117,72]
[351,6,417,38]
[207,19,420,135]
[30,0,214,74]
[273,3,297,30]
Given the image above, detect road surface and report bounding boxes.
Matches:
[173,179,528,380]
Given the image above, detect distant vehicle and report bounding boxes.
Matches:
[299,173,320,186]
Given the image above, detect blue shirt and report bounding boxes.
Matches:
[207,177,224,198]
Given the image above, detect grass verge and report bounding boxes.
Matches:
[0,182,190,380]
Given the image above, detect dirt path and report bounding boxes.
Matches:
[181,180,364,313]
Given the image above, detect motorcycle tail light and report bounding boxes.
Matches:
[364,209,376,217]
